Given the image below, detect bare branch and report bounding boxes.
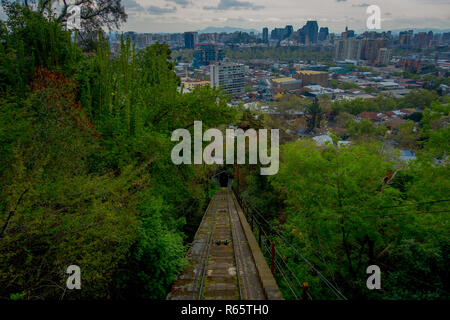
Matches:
[0,188,29,240]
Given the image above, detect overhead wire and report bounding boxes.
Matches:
[245,199,347,300]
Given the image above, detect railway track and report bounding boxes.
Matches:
[168,188,281,300]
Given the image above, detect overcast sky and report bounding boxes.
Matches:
[119,0,450,33]
[0,0,448,33]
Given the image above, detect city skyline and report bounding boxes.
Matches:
[0,1,449,34]
[118,0,450,33]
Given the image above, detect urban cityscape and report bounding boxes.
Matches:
[111,23,450,97]
[0,0,449,306]
[109,22,449,145]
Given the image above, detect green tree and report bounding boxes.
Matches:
[335,112,354,128]
[346,119,387,141]
[305,98,323,132]
[267,140,449,299]
[397,120,420,149]
[0,5,237,300]
[400,89,439,109]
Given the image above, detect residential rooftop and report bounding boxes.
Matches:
[272,77,300,84]
[296,70,328,75]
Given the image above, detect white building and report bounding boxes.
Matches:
[210,62,246,96]
[335,38,362,61]
[377,48,391,66]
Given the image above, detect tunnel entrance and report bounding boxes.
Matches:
[214,167,233,188]
[218,171,228,187]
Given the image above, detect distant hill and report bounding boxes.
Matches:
[196,26,260,34]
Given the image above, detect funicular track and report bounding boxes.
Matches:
[167,188,281,300]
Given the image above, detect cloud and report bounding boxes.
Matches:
[352,3,370,7]
[336,0,347,2]
[204,0,265,11]
[122,0,144,11]
[167,0,191,8]
[148,5,177,15]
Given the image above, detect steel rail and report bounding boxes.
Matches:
[227,190,243,300]
[192,196,218,299]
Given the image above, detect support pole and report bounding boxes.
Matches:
[258,223,262,247]
[237,166,240,194]
[302,283,309,301]
[271,242,275,274]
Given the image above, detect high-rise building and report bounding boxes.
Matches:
[297,21,319,45]
[304,21,319,44]
[341,26,355,39]
[271,26,294,41]
[335,36,390,65]
[193,44,224,68]
[271,28,286,40]
[328,33,336,45]
[443,32,450,44]
[399,30,413,48]
[335,38,362,61]
[377,48,391,66]
[361,38,389,64]
[318,27,329,42]
[413,31,433,49]
[285,25,294,38]
[262,27,269,43]
[298,29,306,44]
[210,62,246,96]
[184,32,197,49]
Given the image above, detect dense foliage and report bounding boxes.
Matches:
[331,90,440,115]
[0,3,448,301]
[0,4,235,299]
[239,104,449,299]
